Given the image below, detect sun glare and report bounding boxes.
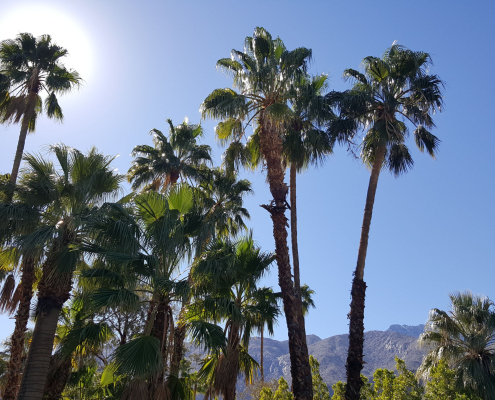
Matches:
[0,5,94,81]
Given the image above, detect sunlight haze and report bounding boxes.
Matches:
[0,4,93,80]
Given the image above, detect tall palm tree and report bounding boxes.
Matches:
[190,235,278,400]
[283,75,334,307]
[234,74,334,301]
[0,170,67,400]
[15,144,122,400]
[0,186,44,400]
[328,43,445,399]
[0,33,81,185]
[201,27,314,399]
[418,292,495,399]
[128,118,212,191]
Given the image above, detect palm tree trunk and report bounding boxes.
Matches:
[259,122,312,400]
[170,171,180,185]
[10,115,31,185]
[17,234,74,400]
[16,300,64,400]
[216,324,240,400]
[3,258,36,400]
[43,355,72,400]
[345,145,386,400]
[150,300,168,394]
[290,164,301,296]
[152,301,168,359]
[171,270,195,376]
[260,328,264,382]
[171,321,186,375]
[290,165,311,378]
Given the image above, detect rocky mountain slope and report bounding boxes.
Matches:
[387,324,425,338]
[246,325,426,389]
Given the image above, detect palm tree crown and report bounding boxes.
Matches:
[201,28,312,162]
[128,118,212,191]
[330,42,444,175]
[418,291,495,399]
[195,167,252,239]
[0,33,81,184]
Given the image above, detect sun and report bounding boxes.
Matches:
[0,5,94,81]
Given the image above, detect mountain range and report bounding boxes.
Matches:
[245,324,426,391]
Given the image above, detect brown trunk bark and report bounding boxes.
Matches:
[260,329,264,382]
[171,321,186,376]
[152,301,168,357]
[170,170,180,185]
[17,233,74,400]
[9,117,30,186]
[258,120,312,400]
[43,355,72,400]
[223,383,236,400]
[290,164,301,296]
[171,268,196,377]
[120,329,127,346]
[290,164,310,366]
[151,300,168,392]
[345,145,386,400]
[16,301,64,400]
[3,258,36,400]
[216,324,240,400]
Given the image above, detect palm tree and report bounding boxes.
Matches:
[0,33,81,185]
[201,27,314,399]
[328,43,445,399]
[250,287,279,382]
[15,144,122,400]
[128,118,212,191]
[84,188,192,396]
[234,74,334,302]
[43,295,113,400]
[0,231,40,400]
[0,72,9,103]
[195,167,252,239]
[172,168,253,378]
[418,291,495,399]
[0,172,54,400]
[190,235,278,400]
[283,75,334,312]
[82,185,226,399]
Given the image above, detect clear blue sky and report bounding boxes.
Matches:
[0,0,494,342]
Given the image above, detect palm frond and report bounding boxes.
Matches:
[187,320,227,352]
[387,143,414,177]
[414,125,441,158]
[90,288,140,311]
[114,335,163,378]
